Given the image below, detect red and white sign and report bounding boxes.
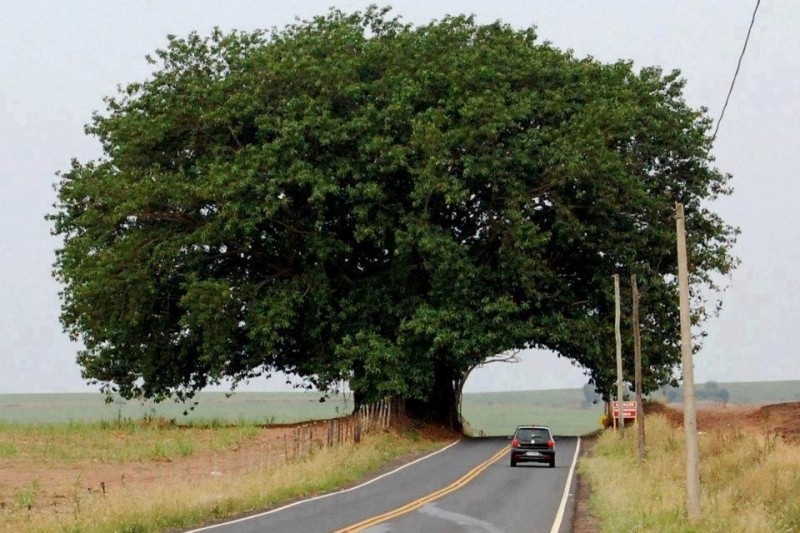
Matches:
[612,401,638,419]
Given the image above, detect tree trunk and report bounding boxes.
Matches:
[352,389,366,411]
[405,363,463,431]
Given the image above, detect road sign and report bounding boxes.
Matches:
[612,401,637,419]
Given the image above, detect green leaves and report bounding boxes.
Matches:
[51,9,736,420]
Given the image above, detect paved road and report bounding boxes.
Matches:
[187,436,580,533]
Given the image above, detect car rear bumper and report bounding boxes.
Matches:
[510,448,555,463]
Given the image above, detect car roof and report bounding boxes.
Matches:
[514,425,551,431]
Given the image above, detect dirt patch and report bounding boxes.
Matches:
[644,401,800,442]
[1,422,318,511]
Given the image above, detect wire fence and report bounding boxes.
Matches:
[119,397,404,484]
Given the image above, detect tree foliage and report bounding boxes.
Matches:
[50,8,737,426]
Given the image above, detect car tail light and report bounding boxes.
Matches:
[511,438,520,447]
[547,439,555,449]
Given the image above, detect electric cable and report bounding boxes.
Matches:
[712,0,762,142]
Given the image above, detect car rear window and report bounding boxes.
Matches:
[516,428,550,440]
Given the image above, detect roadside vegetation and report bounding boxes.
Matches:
[580,414,800,532]
[0,419,452,533]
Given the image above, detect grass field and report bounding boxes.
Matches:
[581,413,800,532]
[1,379,796,435]
[0,391,353,425]
[0,389,602,436]
[461,389,603,436]
[0,426,450,533]
[700,380,800,404]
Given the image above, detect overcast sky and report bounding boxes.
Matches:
[1,0,796,394]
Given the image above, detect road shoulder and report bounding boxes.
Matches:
[571,435,600,533]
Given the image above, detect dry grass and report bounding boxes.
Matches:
[580,414,800,532]
[1,429,447,533]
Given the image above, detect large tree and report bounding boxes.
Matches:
[50,8,736,428]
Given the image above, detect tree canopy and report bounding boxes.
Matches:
[50,8,737,427]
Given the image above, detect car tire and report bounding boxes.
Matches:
[548,459,555,468]
[510,458,517,467]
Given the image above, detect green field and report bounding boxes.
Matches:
[461,388,604,437]
[1,379,796,437]
[0,389,601,436]
[700,379,800,404]
[0,391,353,425]
[654,379,800,405]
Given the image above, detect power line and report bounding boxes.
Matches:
[712,0,762,142]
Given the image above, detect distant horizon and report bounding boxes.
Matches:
[3,377,799,396]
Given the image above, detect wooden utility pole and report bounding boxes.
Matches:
[676,203,701,520]
[631,274,646,461]
[613,274,624,432]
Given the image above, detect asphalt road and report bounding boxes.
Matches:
[187,436,580,533]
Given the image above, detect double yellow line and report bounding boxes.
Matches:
[334,444,509,532]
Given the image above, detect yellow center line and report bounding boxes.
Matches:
[333,445,509,533]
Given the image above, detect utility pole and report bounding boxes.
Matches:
[631,274,646,461]
[676,203,701,520]
[613,274,624,432]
